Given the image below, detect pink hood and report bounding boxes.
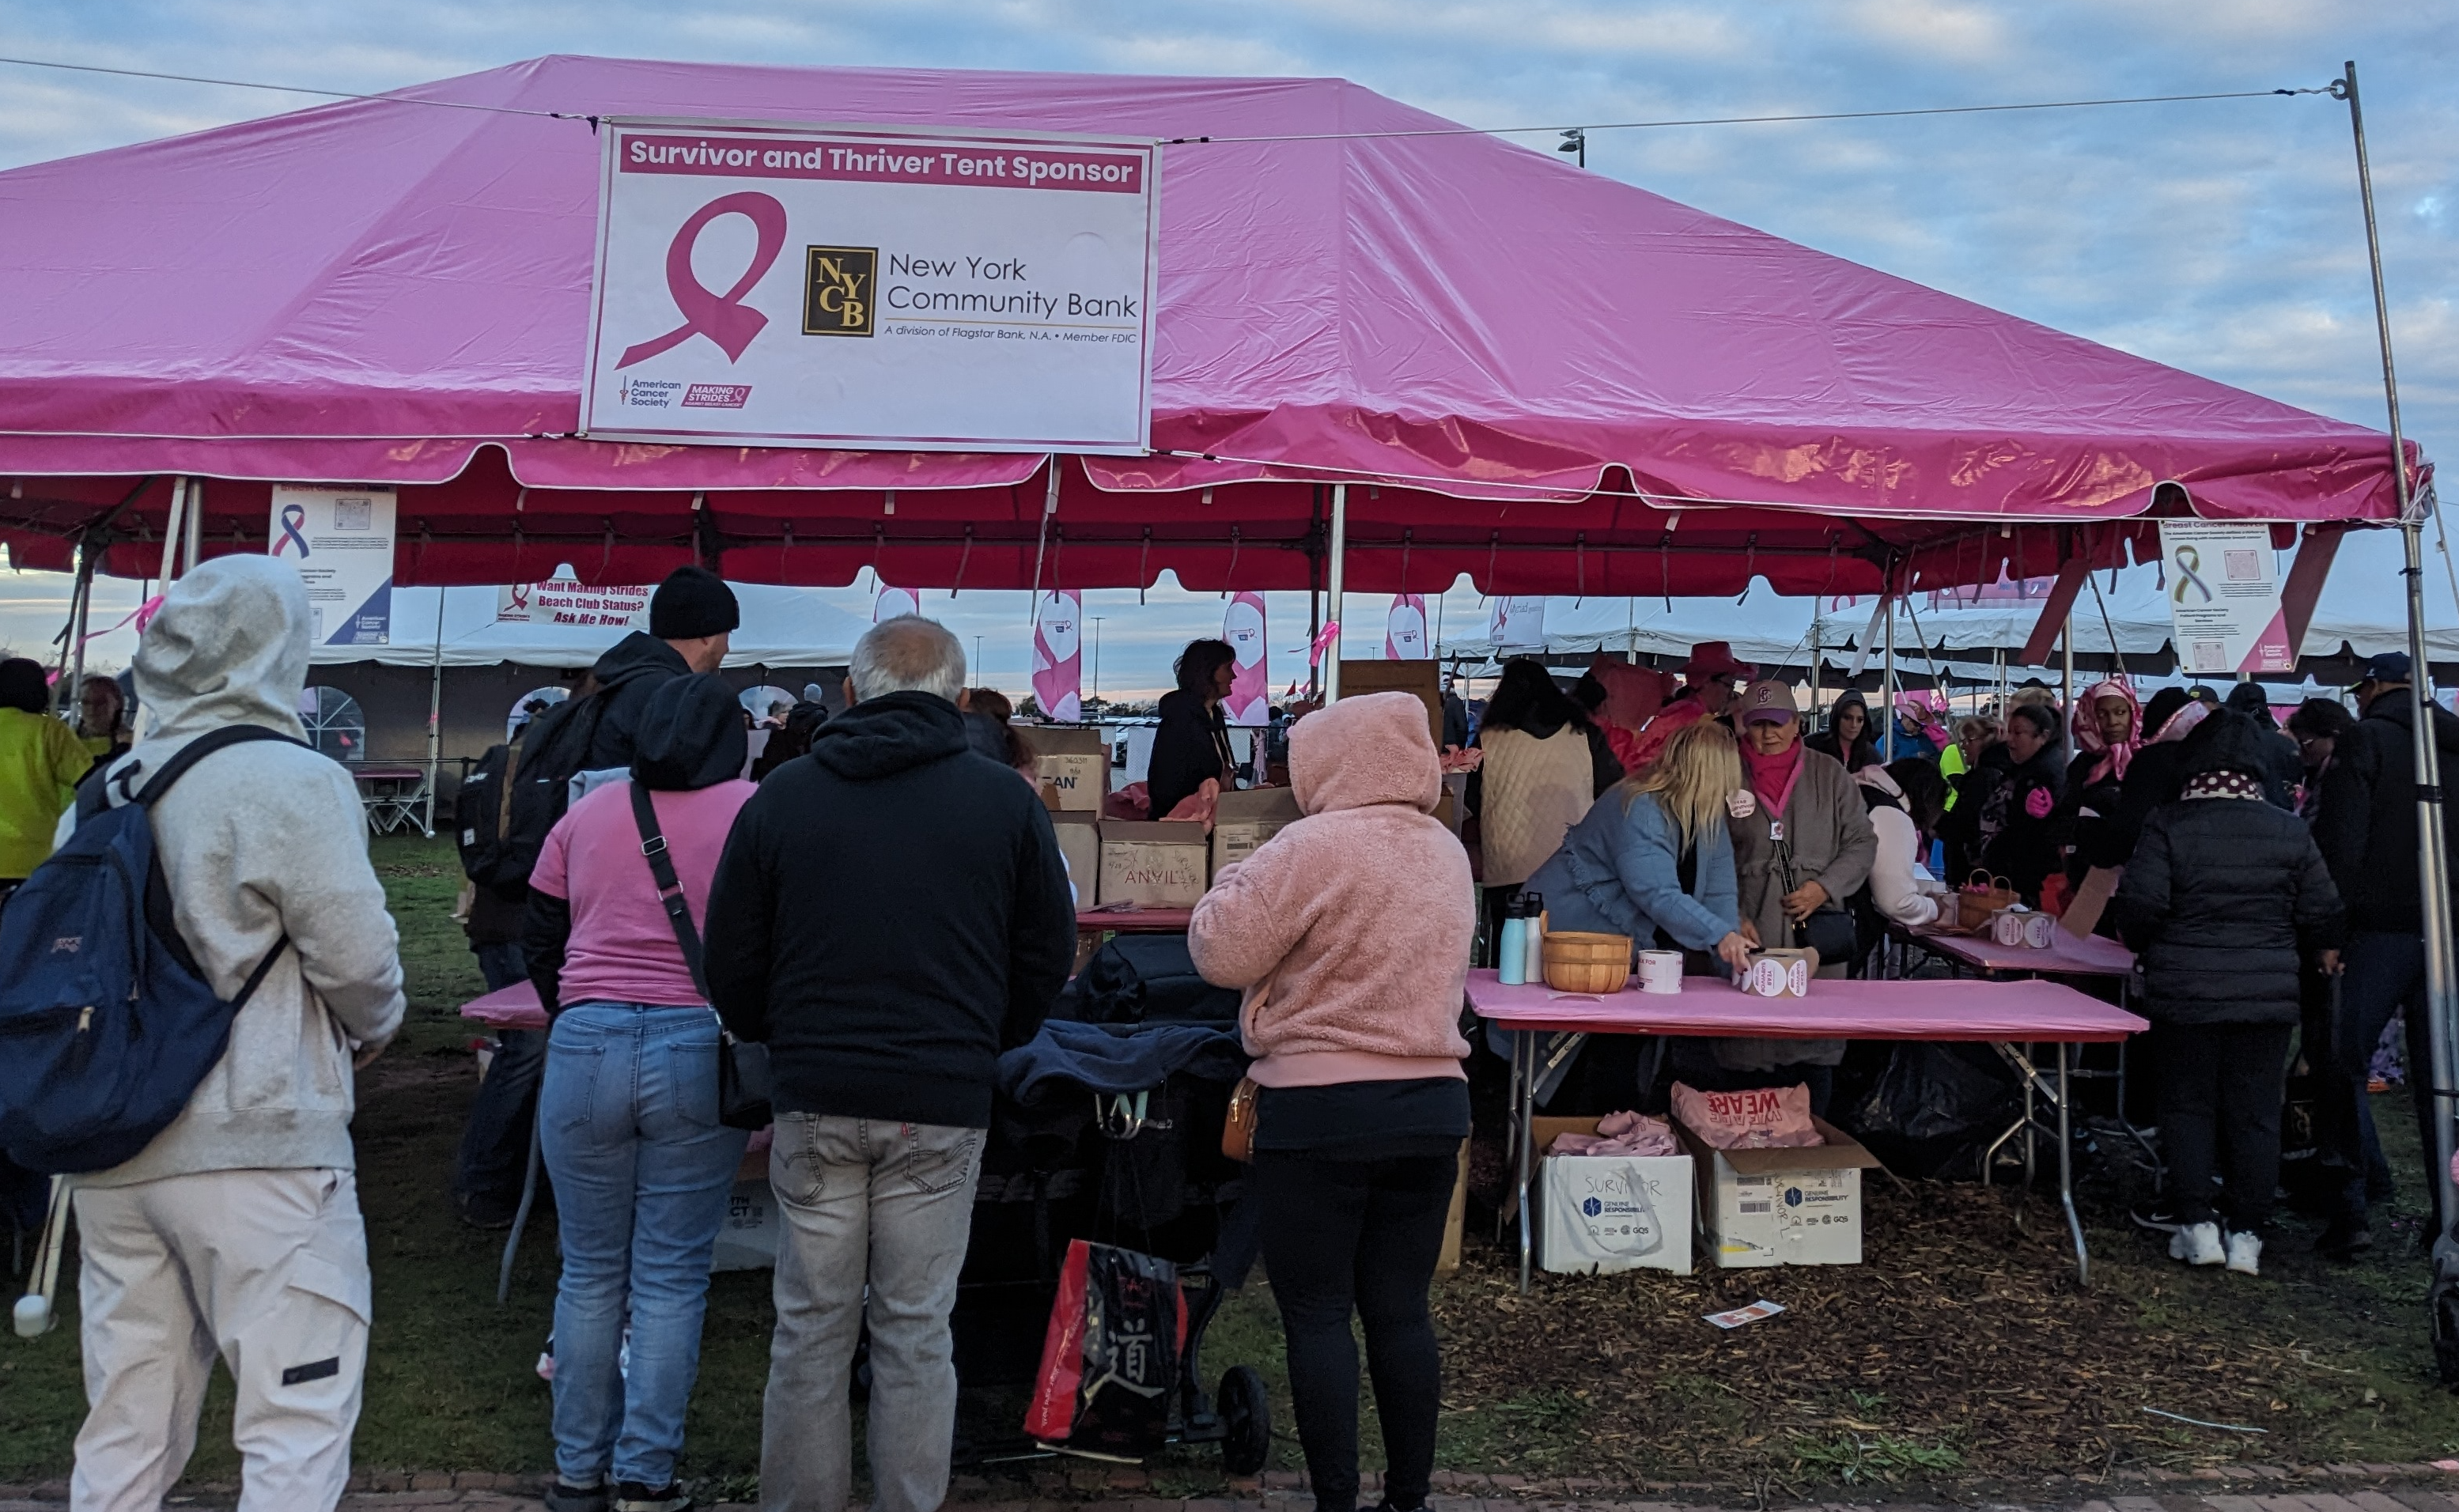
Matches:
[2071,678,2143,784]
[1290,691,1443,818]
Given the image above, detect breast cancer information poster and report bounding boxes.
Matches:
[267,485,394,646]
[2158,520,2294,675]
[582,120,1159,454]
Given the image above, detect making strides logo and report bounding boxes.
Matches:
[804,248,876,337]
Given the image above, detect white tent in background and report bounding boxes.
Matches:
[1438,530,2459,675]
[314,580,874,670]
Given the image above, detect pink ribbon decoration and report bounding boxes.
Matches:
[1384,594,1428,659]
[873,584,921,622]
[1307,620,1342,667]
[1031,589,1083,721]
[1222,591,1269,725]
[617,191,789,369]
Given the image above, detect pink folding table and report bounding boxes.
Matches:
[1469,970,2146,1290]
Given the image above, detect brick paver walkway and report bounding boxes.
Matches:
[8,1472,2459,1511]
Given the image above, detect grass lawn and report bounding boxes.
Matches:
[7,831,2459,1497]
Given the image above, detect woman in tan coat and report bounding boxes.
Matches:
[1685,679,1876,1112]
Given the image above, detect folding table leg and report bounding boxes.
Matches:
[2059,1041,2090,1287]
[1514,1030,1536,1294]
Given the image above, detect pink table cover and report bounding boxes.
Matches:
[1912,926,2136,978]
[1468,970,2143,1042]
[460,980,546,1031]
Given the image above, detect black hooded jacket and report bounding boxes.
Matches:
[2317,686,2459,935]
[581,631,695,769]
[1804,690,1879,773]
[2112,712,2344,1026]
[702,690,1076,1128]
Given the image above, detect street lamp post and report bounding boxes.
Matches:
[1557,128,1585,168]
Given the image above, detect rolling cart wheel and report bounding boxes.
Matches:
[1217,1364,1270,1476]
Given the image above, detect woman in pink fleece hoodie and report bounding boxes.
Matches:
[1190,690,1472,1512]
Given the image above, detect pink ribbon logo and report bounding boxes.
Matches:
[617,191,789,369]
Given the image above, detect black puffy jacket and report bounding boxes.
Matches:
[2317,686,2459,936]
[2112,788,2344,1026]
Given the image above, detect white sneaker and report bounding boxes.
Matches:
[2225,1230,2262,1276]
[2170,1220,2224,1265]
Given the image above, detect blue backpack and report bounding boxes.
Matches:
[0,724,303,1174]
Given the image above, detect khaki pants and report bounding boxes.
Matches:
[70,1168,371,1512]
[761,1114,983,1512]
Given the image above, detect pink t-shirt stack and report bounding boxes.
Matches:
[530,777,757,1009]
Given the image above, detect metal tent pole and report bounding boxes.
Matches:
[62,541,96,722]
[1324,484,1349,702]
[423,587,448,839]
[159,475,189,584]
[1882,579,1897,760]
[2341,59,2459,1371]
[183,478,202,579]
[1809,615,1822,720]
[2062,618,2075,720]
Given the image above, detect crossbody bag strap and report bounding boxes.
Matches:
[627,781,712,1003]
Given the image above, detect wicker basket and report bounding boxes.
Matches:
[1541,931,1633,994]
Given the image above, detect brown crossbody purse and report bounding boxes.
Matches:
[1220,970,1275,1162]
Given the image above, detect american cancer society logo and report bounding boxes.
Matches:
[804,247,876,337]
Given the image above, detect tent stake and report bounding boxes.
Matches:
[2342,59,2459,1358]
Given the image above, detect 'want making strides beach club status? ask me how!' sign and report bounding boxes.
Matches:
[580,119,1161,455]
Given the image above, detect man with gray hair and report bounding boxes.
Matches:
[705,615,1073,1512]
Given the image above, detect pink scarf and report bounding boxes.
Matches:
[1739,736,1806,818]
[2071,678,2142,786]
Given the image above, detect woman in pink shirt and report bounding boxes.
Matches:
[525,675,755,1512]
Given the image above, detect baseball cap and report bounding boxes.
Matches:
[2360,652,2412,686]
[1735,679,1799,725]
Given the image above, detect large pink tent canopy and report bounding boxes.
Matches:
[0,55,2422,593]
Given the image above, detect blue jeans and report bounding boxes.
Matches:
[2331,930,2442,1229]
[539,1003,748,1489]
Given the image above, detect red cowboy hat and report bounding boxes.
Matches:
[1678,641,1755,682]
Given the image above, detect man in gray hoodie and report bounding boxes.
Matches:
[66,556,406,1512]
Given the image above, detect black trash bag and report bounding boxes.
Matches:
[1026,1240,1186,1458]
[1833,1042,2019,1180]
[1052,936,1242,1026]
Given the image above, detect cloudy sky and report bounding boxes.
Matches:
[1,0,2451,694]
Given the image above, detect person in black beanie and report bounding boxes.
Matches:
[452,565,741,1231]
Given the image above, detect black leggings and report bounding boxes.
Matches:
[2154,1020,2294,1234]
[1256,1148,1458,1512]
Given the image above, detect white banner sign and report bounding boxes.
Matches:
[495,578,654,630]
[268,486,394,646]
[1489,595,1548,650]
[582,119,1160,454]
[2158,521,2293,675]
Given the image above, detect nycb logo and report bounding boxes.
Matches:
[804,248,876,336]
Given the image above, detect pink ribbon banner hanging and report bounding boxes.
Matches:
[1223,590,1269,726]
[1031,590,1083,721]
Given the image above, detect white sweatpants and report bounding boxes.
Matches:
[70,1168,371,1512]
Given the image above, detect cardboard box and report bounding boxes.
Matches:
[1678,1114,1882,1268]
[1097,820,1209,907]
[1051,811,1099,908]
[1337,659,1443,746]
[1210,786,1303,879]
[1034,726,1110,812]
[1530,1116,1693,1275]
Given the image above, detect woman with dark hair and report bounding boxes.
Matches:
[2056,679,2142,888]
[1147,638,1238,819]
[961,686,1039,785]
[1464,658,1621,951]
[1804,689,1880,773]
[0,656,87,913]
[2287,697,2355,823]
[1973,700,2066,903]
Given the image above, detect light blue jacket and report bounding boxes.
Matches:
[1521,788,1738,950]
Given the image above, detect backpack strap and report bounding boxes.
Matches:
[628,781,712,1002]
[116,724,308,1005]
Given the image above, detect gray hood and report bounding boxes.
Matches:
[119,555,310,789]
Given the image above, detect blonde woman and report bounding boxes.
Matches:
[1521,719,1753,976]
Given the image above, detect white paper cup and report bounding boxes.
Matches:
[1636,950,1684,994]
